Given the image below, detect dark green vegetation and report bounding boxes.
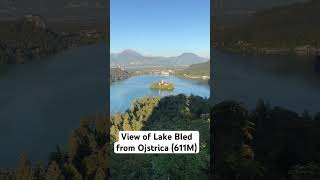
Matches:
[150,81,175,90]
[110,95,210,179]
[176,61,210,80]
[0,113,109,180]
[110,67,131,83]
[1,94,320,179]
[0,15,102,69]
[212,100,320,180]
[220,0,320,55]
[0,95,209,179]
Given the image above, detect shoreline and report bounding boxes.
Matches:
[218,46,319,57]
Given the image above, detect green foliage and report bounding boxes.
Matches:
[211,100,320,180]
[16,154,33,180]
[225,145,264,179]
[110,97,161,141]
[0,16,101,68]
[122,113,132,131]
[33,164,46,180]
[110,94,210,179]
[0,113,110,180]
[4,95,320,180]
[176,61,210,78]
[0,169,15,180]
[94,167,106,180]
[220,0,320,55]
[63,163,82,180]
[110,67,131,82]
[46,161,64,180]
[150,82,175,90]
[288,162,320,180]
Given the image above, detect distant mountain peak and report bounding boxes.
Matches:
[179,52,199,57]
[120,49,143,57]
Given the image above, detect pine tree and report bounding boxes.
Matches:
[64,163,82,180]
[110,125,119,142]
[122,113,132,131]
[33,163,45,180]
[68,134,79,161]
[94,167,106,180]
[16,154,33,180]
[46,161,64,180]
[113,112,122,126]
[95,112,107,134]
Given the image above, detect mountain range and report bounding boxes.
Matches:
[110,50,209,68]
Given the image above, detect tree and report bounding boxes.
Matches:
[225,145,264,180]
[64,163,82,180]
[68,134,79,161]
[95,112,107,135]
[122,113,132,131]
[289,162,320,180]
[94,167,106,180]
[110,125,119,142]
[113,112,122,126]
[110,95,210,179]
[46,161,64,180]
[16,154,33,180]
[33,163,45,180]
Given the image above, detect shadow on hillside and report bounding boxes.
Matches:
[110,94,210,179]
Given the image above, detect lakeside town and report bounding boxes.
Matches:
[219,40,320,56]
[110,65,210,83]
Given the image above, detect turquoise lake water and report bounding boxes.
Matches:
[110,75,210,114]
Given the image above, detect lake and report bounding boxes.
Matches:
[212,49,320,113]
[1,44,319,167]
[110,75,210,114]
[0,43,108,167]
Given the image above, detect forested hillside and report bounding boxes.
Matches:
[1,95,320,179]
[0,113,109,180]
[110,95,210,179]
[212,100,320,180]
[0,15,102,67]
[110,67,130,83]
[220,0,320,55]
[176,61,210,80]
[0,95,210,179]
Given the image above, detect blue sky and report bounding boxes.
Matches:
[110,0,210,58]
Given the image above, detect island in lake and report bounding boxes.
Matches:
[150,80,175,90]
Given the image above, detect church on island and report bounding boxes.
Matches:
[150,80,175,90]
[158,80,169,86]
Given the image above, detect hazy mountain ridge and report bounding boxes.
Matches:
[110,50,209,68]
